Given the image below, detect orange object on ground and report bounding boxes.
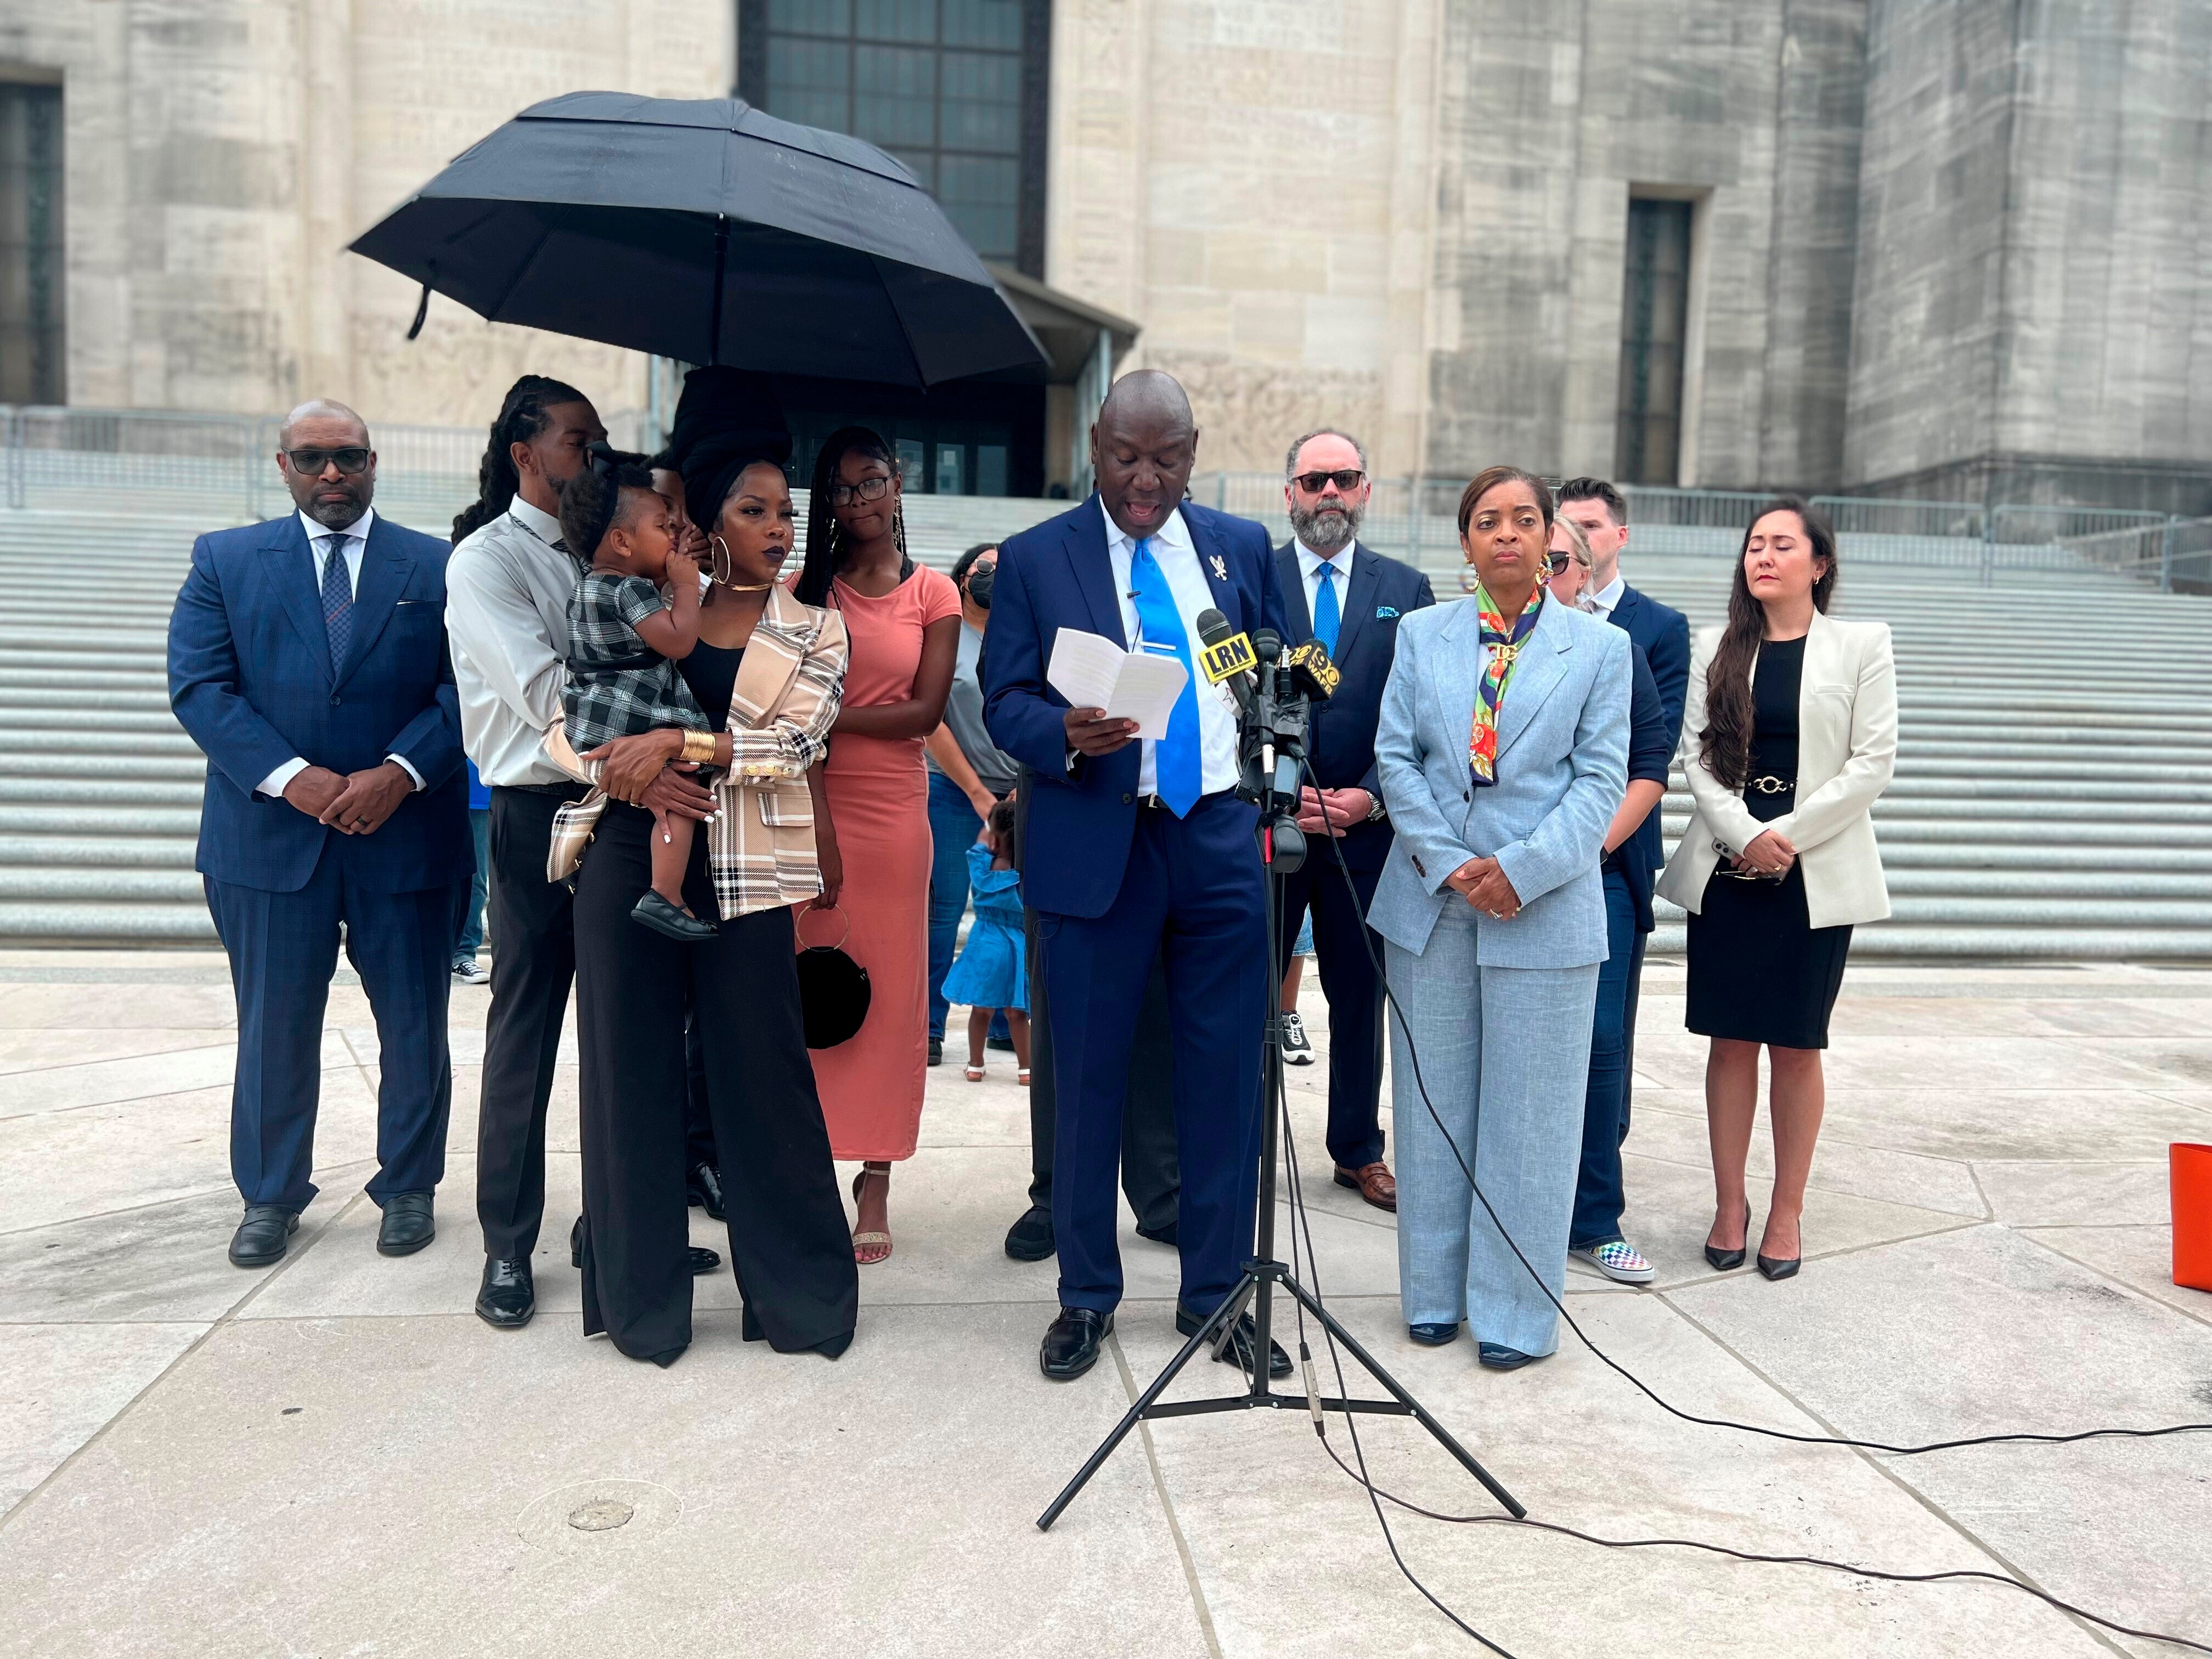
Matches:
[2176,1143,2212,1292]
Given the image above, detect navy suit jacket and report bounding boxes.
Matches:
[984,495,1286,918]
[1271,540,1434,872]
[1604,582,1690,906]
[168,512,470,895]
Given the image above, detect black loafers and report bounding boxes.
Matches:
[1040,1307,1113,1380]
[228,1205,299,1268]
[1004,1204,1055,1262]
[689,1246,720,1275]
[1408,1321,1462,1346]
[476,1256,534,1327]
[1477,1342,1537,1370]
[687,1163,726,1221]
[1177,1306,1291,1379]
[632,890,717,940]
[376,1191,435,1256]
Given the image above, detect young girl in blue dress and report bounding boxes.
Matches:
[940,798,1030,1084]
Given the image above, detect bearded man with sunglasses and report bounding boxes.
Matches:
[169,401,471,1271]
[1272,429,1434,1212]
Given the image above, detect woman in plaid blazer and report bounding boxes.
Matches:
[567,441,860,1368]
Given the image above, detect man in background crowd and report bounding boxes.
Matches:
[1554,477,1690,1282]
[1273,429,1434,1213]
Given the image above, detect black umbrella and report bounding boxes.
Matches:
[348,91,1046,387]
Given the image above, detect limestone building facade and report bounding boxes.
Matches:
[2,0,2206,509]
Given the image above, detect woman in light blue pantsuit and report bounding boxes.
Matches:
[1369,467,1629,1369]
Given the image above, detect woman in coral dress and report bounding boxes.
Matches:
[795,427,961,1262]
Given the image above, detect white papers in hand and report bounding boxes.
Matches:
[1047,628,1188,740]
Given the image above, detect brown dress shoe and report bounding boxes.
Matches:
[1335,1162,1397,1212]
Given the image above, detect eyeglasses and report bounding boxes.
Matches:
[1291,469,1365,495]
[284,447,371,476]
[828,475,893,508]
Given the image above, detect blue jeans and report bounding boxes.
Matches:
[1570,866,1644,1249]
[454,808,492,962]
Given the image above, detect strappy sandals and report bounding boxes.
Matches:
[850,1166,891,1265]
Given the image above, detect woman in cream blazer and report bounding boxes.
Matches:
[1656,498,1895,1283]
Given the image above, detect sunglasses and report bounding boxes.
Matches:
[284,447,371,476]
[1291,469,1365,494]
[828,475,893,508]
[1546,552,1577,574]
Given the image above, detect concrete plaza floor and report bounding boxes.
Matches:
[2,946,2209,1657]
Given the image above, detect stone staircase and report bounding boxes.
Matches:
[5,501,2210,955]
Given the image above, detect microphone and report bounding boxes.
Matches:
[1280,638,1339,699]
[1194,607,1256,712]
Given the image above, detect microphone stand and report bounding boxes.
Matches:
[1036,637,1523,1532]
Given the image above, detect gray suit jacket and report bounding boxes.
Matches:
[1367,595,1630,968]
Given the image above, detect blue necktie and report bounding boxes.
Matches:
[319,534,354,674]
[1312,559,1341,656]
[1127,537,1203,816]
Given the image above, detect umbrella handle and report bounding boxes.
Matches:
[406,277,432,341]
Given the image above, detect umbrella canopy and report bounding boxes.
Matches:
[348,92,1046,388]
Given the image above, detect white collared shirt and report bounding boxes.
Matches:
[256,507,426,799]
[1097,496,1240,797]
[1294,538,1352,636]
[1588,572,1626,621]
[445,494,591,787]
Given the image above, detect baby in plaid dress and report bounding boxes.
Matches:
[560,455,718,941]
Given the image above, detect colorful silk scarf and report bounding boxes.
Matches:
[1468,580,1544,787]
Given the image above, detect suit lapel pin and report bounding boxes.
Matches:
[1208,554,1227,582]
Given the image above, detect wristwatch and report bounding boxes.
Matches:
[1363,793,1387,822]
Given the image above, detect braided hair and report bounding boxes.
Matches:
[555,444,656,562]
[450,374,589,545]
[796,425,911,607]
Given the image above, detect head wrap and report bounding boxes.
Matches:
[667,368,794,538]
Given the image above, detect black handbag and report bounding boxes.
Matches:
[793,904,870,1048]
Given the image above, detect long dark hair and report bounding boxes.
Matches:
[1699,495,1838,789]
[450,374,588,545]
[797,425,911,607]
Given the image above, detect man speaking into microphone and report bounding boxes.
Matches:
[984,370,1288,1383]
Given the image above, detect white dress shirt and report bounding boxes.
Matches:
[255,507,426,800]
[1587,572,1626,622]
[1096,498,1240,798]
[444,495,588,788]
[1294,538,1353,637]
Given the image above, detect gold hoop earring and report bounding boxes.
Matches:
[707,533,772,594]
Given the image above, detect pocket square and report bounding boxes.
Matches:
[1375,605,1400,619]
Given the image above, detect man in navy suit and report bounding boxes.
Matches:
[1555,477,1690,1281]
[169,401,470,1269]
[1271,429,1434,1214]
[985,370,1289,1383]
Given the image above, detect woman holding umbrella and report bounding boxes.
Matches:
[571,420,860,1367]
[795,429,962,1263]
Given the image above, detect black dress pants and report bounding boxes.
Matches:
[475,785,585,1259]
[1024,904,1180,1233]
[573,801,857,1363]
[1272,857,1387,1171]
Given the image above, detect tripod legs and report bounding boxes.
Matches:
[1035,1266,1524,1531]
[1035,1288,1248,1531]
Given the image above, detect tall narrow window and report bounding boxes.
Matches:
[743,0,1048,275]
[0,80,64,405]
[1616,198,1691,486]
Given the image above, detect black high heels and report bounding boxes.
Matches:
[1704,1243,1747,1271]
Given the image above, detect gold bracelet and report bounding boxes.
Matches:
[680,730,718,764]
